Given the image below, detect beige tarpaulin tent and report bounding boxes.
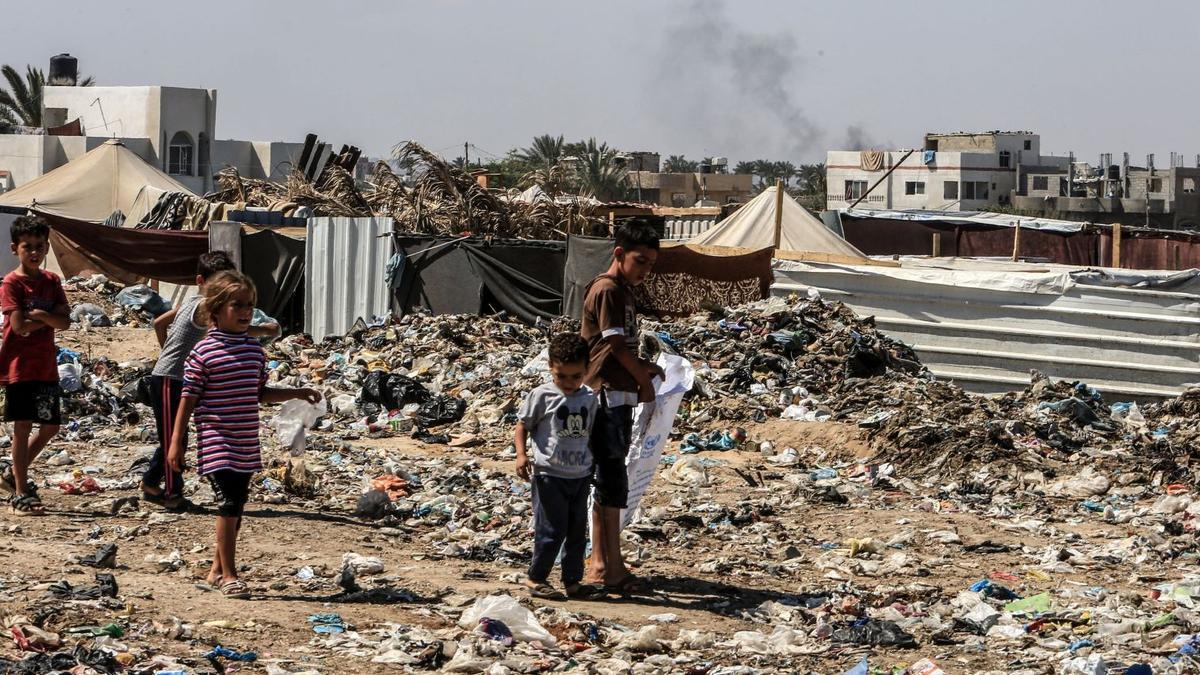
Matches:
[688,185,867,258]
[0,139,195,223]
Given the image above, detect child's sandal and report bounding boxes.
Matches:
[219,579,251,599]
[10,494,44,516]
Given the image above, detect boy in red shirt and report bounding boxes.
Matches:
[0,215,71,515]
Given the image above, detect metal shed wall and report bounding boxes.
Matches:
[305,217,393,340]
[772,261,1200,401]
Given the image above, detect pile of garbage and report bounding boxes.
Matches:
[256,295,1200,489]
[63,274,170,328]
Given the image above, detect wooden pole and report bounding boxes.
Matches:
[1011,221,1021,262]
[931,232,942,257]
[849,148,915,208]
[1112,222,1122,268]
[772,178,784,250]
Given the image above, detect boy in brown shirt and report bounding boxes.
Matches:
[580,220,663,593]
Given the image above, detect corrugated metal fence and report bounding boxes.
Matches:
[305,217,393,340]
[772,261,1200,401]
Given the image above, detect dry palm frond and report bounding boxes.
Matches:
[211,141,608,239]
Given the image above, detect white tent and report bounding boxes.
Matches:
[689,186,866,258]
[0,139,195,223]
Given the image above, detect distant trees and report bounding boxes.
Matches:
[735,159,827,210]
[458,136,827,210]
[662,155,699,173]
[0,64,94,127]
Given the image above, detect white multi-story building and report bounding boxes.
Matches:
[827,131,1069,212]
[0,84,303,195]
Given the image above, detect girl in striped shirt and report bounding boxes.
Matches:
[167,271,320,599]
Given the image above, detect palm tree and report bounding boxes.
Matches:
[0,64,94,127]
[518,134,569,194]
[663,155,698,173]
[572,138,628,201]
[518,134,564,176]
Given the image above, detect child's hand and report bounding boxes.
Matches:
[167,440,186,473]
[515,453,531,481]
[297,388,322,404]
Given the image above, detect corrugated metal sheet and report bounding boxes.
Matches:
[772,261,1200,401]
[305,217,393,340]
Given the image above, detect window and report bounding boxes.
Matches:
[671,192,688,207]
[1024,140,1032,151]
[999,151,1011,168]
[905,181,925,195]
[962,181,989,200]
[943,181,958,200]
[167,131,194,176]
[1032,176,1048,191]
[1185,178,1196,194]
[1150,178,1163,193]
[844,180,868,200]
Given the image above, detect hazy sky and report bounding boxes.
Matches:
[7,0,1200,166]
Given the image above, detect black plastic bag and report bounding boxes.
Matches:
[831,619,918,648]
[361,371,430,410]
[354,489,391,521]
[80,543,117,568]
[415,395,466,428]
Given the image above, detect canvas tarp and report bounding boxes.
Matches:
[40,212,209,284]
[0,139,195,223]
[563,236,773,319]
[689,186,866,257]
[392,236,567,323]
[241,228,305,318]
[842,208,1088,234]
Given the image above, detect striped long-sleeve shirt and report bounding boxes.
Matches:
[182,330,267,475]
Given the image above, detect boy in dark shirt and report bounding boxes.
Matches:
[0,215,71,515]
[580,220,662,592]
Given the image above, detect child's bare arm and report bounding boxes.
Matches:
[168,397,198,472]
[153,307,178,347]
[514,421,531,480]
[7,308,45,334]
[28,308,70,330]
[604,334,657,397]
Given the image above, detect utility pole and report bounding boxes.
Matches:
[636,155,643,203]
[464,142,469,168]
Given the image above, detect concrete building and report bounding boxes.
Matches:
[0,85,303,195]
[1013,157,1200,230]
[627,170,754,207]
[827,131,1069,212]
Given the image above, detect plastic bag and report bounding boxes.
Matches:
[115,284,169,316]
[341,552,384,576]
[456,595,556,646]
[70,303,111,327]
[273,398,327,455]
[663,456,708,487]
[58,363,83,393]
[415,395,466,428]
[616,625,665,653]
[831,619,917,648]
[361,371,429,411]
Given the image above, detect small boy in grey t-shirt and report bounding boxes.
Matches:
[515,333,602,600]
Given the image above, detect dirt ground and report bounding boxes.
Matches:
[0,326,1173,673]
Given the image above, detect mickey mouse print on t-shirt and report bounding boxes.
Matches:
[555,405,589,439]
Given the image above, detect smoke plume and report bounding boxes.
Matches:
[648,0,878,162]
